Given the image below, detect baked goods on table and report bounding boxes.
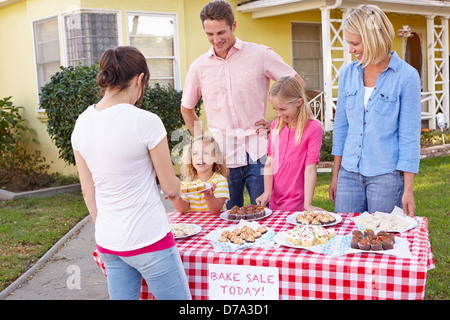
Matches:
[218,225,268,245]
[284,225,336,247]
[351,229,395,251]
[227,204,266,220]
[170,223,197,238]
[354,211,413,232]
[296,210,336,225]
[180,180,206,193]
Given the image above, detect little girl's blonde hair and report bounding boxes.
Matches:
[180,135,229,180]
[269,76,313,145]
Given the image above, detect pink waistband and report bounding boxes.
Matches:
[96,232,176,257]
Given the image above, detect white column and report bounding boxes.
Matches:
[441,16,449,128]
[321,7,333,131]
[426,15,437,130]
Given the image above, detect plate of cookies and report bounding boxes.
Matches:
[286,210,342,227]
[170,223,202,239]
[204,220,276,252]
[220,204,272,222]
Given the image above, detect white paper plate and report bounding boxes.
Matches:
[220,208,272,222]
[171,223,202,239]
[353,210,417,233]
[286,211,342,227]
[275,231,326,249]
[181,183,212,195]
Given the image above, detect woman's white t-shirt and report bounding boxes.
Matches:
[71,103,169,251]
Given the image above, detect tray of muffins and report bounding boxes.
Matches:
[286,210,342,227]
[220,204,272,222]
[346,229,412,258]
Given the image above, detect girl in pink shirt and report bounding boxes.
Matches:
[256,76,324,212]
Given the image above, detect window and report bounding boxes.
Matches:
[127,12,180,89]
[33,16,61,97]
[291,23,323,92]
[63,10,119,66]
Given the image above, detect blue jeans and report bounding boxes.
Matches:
[335,167,404,214]
[226,153,265,209]
[98,246,192,300]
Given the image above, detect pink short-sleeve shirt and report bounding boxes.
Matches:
[182,38,297,168]
[267,119,324,211]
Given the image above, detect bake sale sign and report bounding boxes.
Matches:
[208,264,279,300]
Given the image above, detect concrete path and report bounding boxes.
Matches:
[1,191,175,300]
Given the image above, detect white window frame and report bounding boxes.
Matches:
[125,11,181,90]
[32,14,61,110]
[291,21,323,92]
[60,8,123,67]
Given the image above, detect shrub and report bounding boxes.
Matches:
[0,96,53,191]
[40,64,202,166]
[320,130,333,162]
[40,64,100,166]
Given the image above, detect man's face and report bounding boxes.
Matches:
[203,18,236,59]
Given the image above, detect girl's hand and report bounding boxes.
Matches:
[256,191,270,207]
[203,183,216,200]
[303,204,325,212]
[164,189,181,201]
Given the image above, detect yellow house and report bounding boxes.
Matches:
[0,0,449,175]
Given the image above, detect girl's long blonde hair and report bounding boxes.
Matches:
[269,76,313,145]
[180,135,229,180]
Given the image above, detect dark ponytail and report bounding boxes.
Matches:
[97,46,150,104]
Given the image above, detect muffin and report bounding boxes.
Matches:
[254,206,266,219]
[382,237,394,250]
[358,237,371,251]
[364,229,375,239]
[352,230,363,239]
[350,236,360,249]
[371,237,383,251]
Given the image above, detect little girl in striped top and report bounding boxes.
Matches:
[172,135,229,214]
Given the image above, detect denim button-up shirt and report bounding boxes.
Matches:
[332,51,421,176]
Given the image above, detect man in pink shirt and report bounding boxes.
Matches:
[181,0,304,209]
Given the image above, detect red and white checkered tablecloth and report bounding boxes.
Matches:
[93,211,434,300]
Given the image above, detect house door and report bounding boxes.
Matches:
[404,31,425,89]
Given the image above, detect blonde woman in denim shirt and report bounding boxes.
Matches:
[328,5,421,217]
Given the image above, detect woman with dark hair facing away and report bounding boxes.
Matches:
[71,46,191,300]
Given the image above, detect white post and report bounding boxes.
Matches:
[427,15,437,130]
[441,16,449,128]
[321,7,333,131]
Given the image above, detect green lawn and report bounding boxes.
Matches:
[1,156,448,299]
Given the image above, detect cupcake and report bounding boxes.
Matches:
[352,230,363,239]
[387,232,396,243]
[358,237,371,251]
[350,236,360,249]
[326,228,336,239]
[301,234,314,247]
[382,237,394,250]
[371,237,383,251]
[236,208,246,220]
[364,229,375,239]
[194,179,205,191]
[254,206,266,219]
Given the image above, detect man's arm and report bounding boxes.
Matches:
[181,105,203,137]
